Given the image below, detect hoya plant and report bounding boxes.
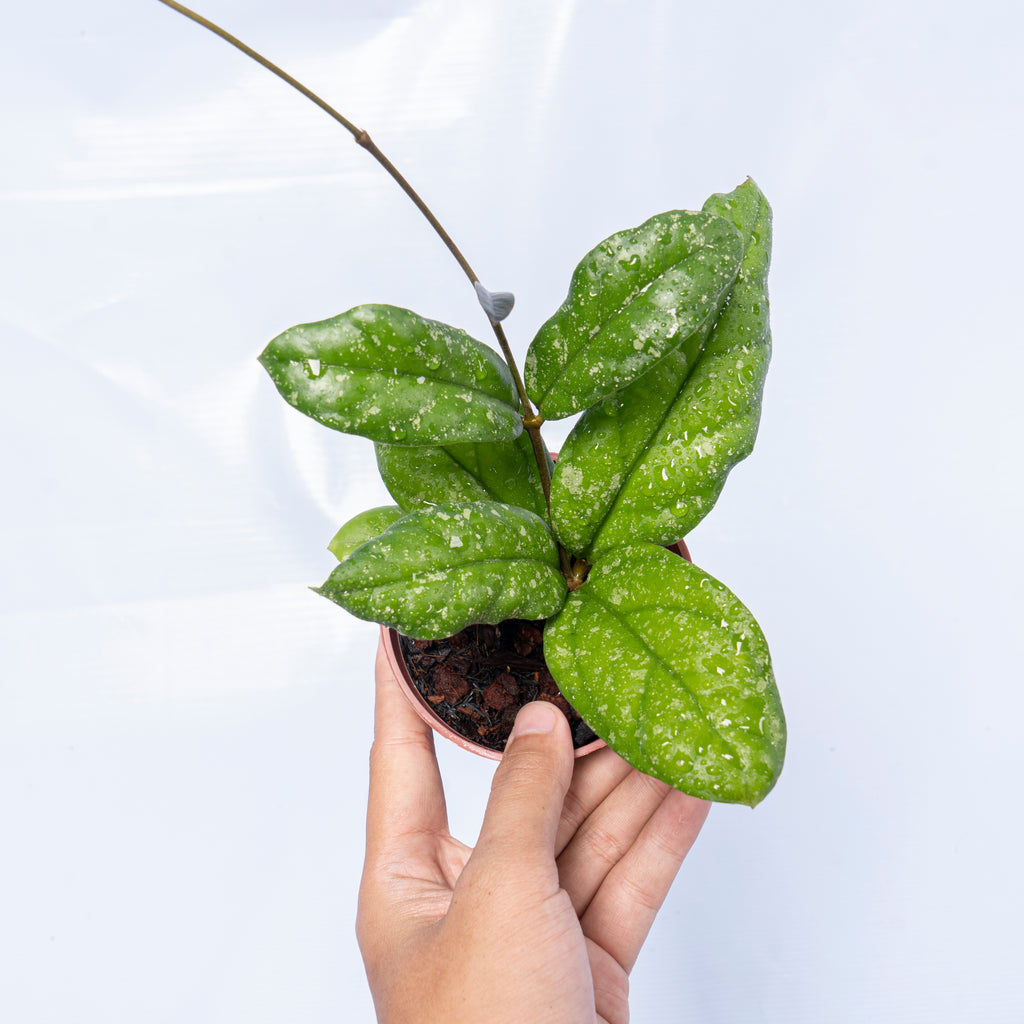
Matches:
[162,0,786,806]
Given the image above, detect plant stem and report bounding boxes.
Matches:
[156,3,534,399]
[158,0,569,565]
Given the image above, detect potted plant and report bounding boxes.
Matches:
[162,0,786,807]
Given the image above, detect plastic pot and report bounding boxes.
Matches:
[381,537,691,761]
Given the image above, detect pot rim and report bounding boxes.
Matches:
[380,537,691,762]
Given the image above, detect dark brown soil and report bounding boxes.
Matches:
[398,619,599,752]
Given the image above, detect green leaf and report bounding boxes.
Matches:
[544,544,785,806]
[375,434,549,519]
[259,304,521,445]
[524,210,744,419]
[328,505,406,561]
[315,501,567,639]
[549,179,772,555]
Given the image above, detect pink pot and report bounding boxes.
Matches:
[382,536,691,761]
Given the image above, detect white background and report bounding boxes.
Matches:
[2,0,1022,1020]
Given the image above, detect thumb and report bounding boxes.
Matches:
[467,701,574,883]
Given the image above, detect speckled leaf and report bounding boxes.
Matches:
[374,434,549,519]
[327,505,405,561]
[544,543,785,805]
[549,179,772,555]
[259,304,521,445]
[315,501,566,639]
[524,211,744,419]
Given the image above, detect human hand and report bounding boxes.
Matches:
[357,637,710,1024]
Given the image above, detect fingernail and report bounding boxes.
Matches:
[510,701,558,738]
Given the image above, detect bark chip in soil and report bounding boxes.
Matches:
[398,619,599,752]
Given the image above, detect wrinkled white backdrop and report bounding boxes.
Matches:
[2,1,1022,1020]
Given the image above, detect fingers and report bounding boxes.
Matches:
[364,635,449,861]
[555,746,636,856]
[580,788,709,973]
[556,768,675,915]
[462,701,574,891]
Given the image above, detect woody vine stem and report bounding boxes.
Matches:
[156,0,586,585]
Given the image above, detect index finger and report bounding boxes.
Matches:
[365,632,449,859]
[581,788,709,972]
